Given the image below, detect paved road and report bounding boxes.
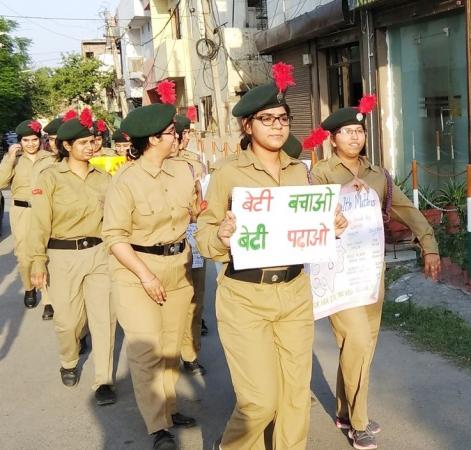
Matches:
[1,197,470,450]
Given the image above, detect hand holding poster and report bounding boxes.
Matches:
[230,185,341,270]
[310,186,384,320]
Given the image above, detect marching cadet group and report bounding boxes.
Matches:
[0,63,440,450]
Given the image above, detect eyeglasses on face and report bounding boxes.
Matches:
[253,114,292,127]
[337,128,366,137]
[161,127,177,137]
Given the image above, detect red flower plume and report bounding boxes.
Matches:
[303,128,330,150]
[63,110,78,122]
[358,94,377,114]
[156,80,176,105]
[96,119,107,133]
[28,120,42,133]
[272,62,296,93]
[186,105,197,122]
[79,108,93,128]
[122,131,130,141]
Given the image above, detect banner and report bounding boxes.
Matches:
[310,186,384,320]
[186,223,204,269]
[230,185,340,270]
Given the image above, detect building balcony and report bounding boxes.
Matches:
[117,0,150,29]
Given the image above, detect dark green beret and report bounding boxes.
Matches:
[121,104,176,138]
[111,128,130,143]
[15,119,42,137]
[57,119,93,141]
[43,118,63,135]
[283,133,302,159]
[175,115,191,135]
[232,83,288,118]
[321,107,366,132]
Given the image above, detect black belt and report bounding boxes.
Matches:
[47,237,102,250]
[225,260,303,284]
[131,240,186,256]
[14,200,31,208]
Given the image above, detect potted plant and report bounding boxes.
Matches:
[437,179,466,233]
[418,184,442,226]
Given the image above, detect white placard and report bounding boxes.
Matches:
[186,223,204,269]
[310,186,384,320]
[230,185,341,270]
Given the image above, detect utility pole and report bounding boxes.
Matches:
[200,0,226,139]
[105,11,128,116]
[466,0,471,276]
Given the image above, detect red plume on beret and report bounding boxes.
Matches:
[272,62,296,93]
[63,110,78,122]
[122,131,130,141]
[79,108,93,129]
[186,105,197,122]
[156,80,176,105]
[358,94,377,114]
[96,119,107,133]
[28,120,42,133]
[303,127,330,150]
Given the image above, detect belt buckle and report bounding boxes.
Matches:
[262,269,286,284]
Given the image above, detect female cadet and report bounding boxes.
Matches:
[93,119,115,156]
[195,64,348,450]
[28,109,116,406]
[310,101,440,450]
[102,89,200,450]
[0,119,56,310]
[44,117,63,156]
[174,113,207,376]
[111,128,132,158]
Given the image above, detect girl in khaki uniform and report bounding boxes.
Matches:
[102,91,200,450]
[310,101,440,450]
[29,109,116,406]
[0,119,56,314]
[196,65,348,450]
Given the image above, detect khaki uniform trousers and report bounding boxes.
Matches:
[10,204,51,305]
[329,274,385,431]
[181,262,206,362]
[47,243,115,390]
[217,272,314,450]
[113,282,193,433]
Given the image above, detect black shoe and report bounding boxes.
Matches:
[42,304,54,320]
[60,366,79,387]
[79,336,89,355]
[201,319,208,336]
[152,430,176,450]
[171,412,196,428]
[95,384,116,406]
[183,359,206,376]
[24,289,38,309]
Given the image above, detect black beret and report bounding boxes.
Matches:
[232,83,288,118]
[43,118,63,135]
[111,128,130,143]
[120,104,176,138]
[57,119,93,141]
[175,115,191,135]
[283,133,302,159]
[15,119,42,137]
[321,107,366,132]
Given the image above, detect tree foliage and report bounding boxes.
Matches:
[0,18,32,132]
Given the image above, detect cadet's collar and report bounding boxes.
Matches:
[328,152,379,173]
[138,155,175,178]
[57,158,97,174]
[237,148,297,170]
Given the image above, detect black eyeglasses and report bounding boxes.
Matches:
[160,128,177,137]
[253,114,292,127]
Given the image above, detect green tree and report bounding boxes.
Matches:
[0,18,32,132]
[30,67,57,118]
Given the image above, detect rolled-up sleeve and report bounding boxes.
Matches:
[195,169,230,262]
[102,177,133,251]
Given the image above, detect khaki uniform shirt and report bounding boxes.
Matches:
[311,153,438,254]
[195,149,311,263]
[29,159,111,273]
[95,147,116,157]
[178,150,206,180]
[102,156,197,287]
[0,150,57,202]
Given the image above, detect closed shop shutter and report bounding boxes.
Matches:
[273,45,313,143]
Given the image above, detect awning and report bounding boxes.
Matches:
[347,0,390,10]
[255,0,348,54]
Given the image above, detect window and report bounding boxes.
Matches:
[85,51,94,59]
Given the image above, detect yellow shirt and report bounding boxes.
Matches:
[311,153,438,254]
[102,156,197,288]
[0,150,57,202]
[29,159,111,273]
[195,148,311,263]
